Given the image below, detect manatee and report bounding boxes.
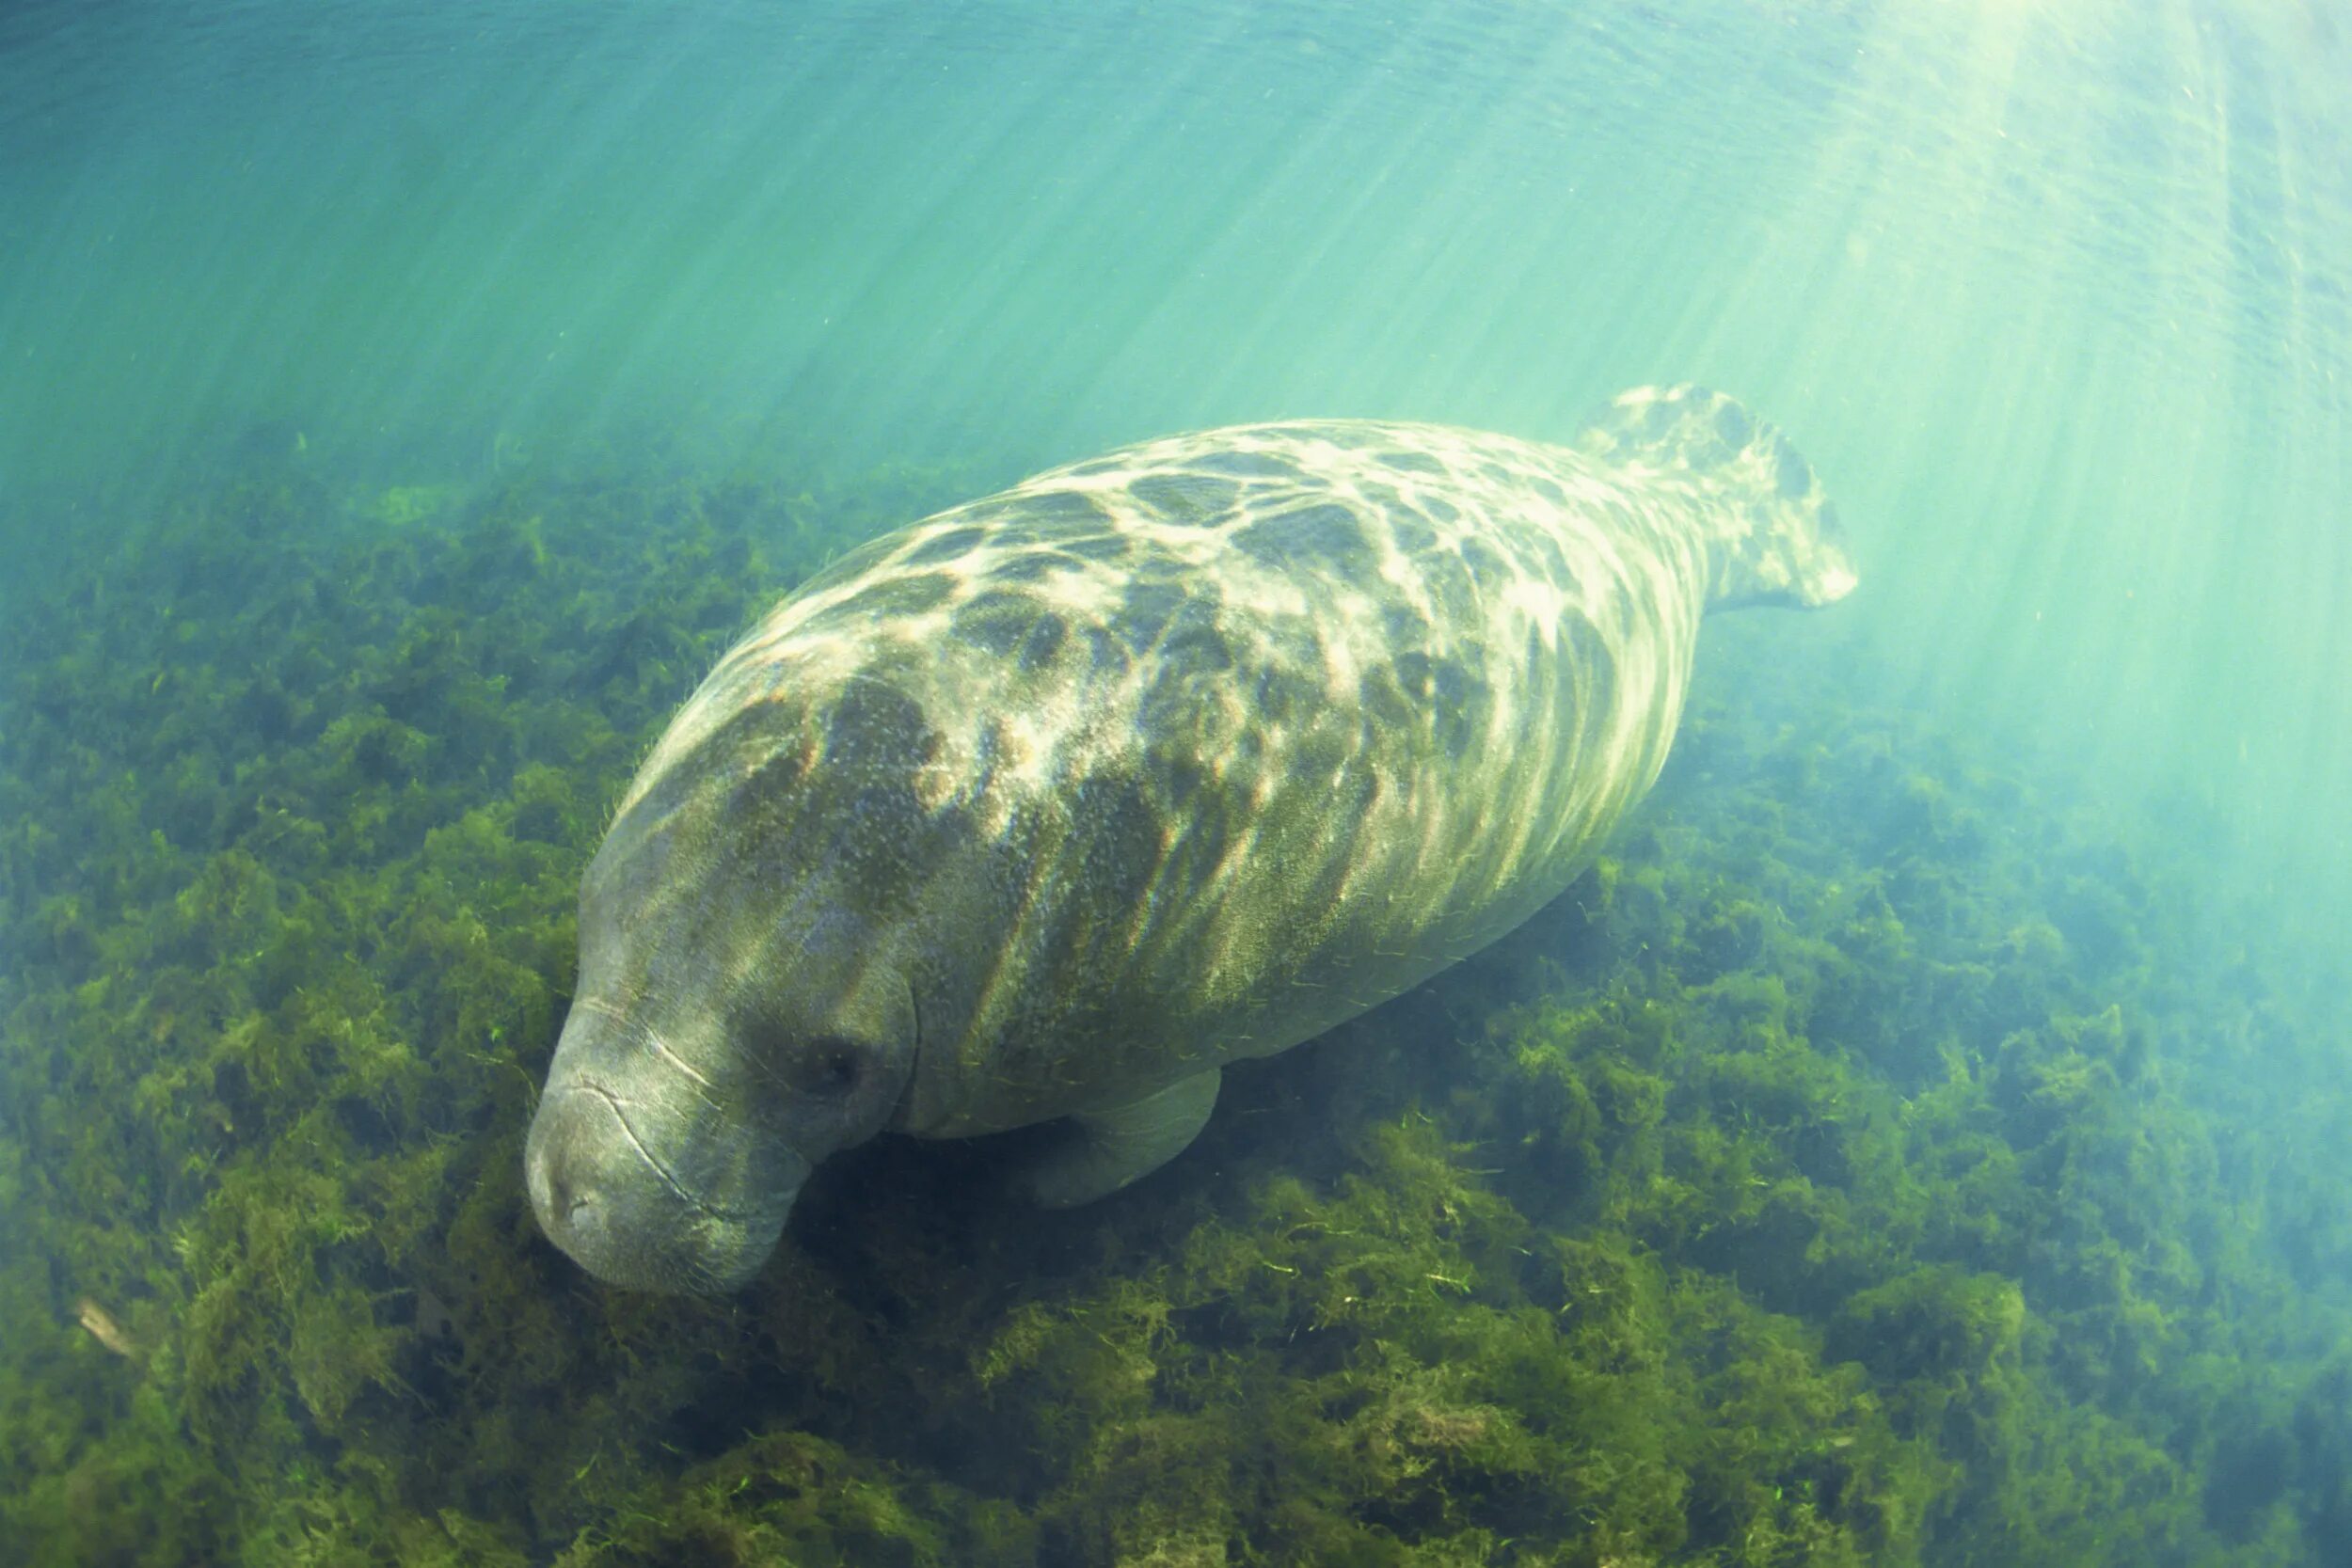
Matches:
[524,385,1856,1292]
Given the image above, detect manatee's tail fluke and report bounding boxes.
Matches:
[1574,384,1858,610]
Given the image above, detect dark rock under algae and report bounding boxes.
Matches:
[1,443,2348,1566]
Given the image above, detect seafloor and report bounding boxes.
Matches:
[1,442,2346,1567]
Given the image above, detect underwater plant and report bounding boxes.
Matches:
[0,440,2344,1565]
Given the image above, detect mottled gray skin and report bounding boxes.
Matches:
[525,385,1856,1293]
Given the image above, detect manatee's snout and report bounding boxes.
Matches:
[525,1082,805,1295]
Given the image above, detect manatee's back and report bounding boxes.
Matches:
[812,417,1726,1137]
[644,390,1852,1140]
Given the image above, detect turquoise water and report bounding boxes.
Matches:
[7,1,2344,924]
[3,1,2349,1560]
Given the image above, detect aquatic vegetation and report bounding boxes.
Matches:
[0,444,2344,1564]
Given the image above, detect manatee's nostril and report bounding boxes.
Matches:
[531,1142,590,1237]
[541,1160,595,1229]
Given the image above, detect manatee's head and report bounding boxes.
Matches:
[526,682,936,1294]
[1575,383,1859,610]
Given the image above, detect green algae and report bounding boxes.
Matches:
[1,444,2347,1565]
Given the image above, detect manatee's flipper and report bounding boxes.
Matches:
[1019,1069,1222,1208]
[1574,384,1856,610]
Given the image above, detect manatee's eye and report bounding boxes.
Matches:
[787,1037,865,1096]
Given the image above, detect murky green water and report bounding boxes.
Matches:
[3,2,2346,1562]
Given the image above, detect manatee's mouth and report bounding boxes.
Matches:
[576,1080,771,1222]
[524,1082,803,1294]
